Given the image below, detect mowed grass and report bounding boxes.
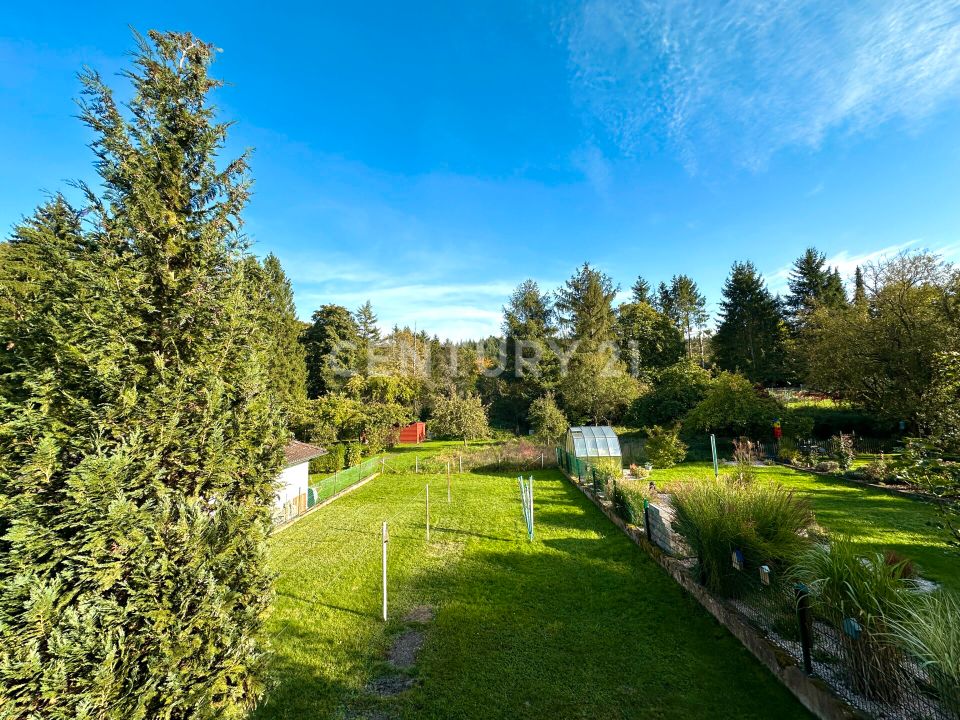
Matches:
[651,462,959,592]
[255,447,810,719]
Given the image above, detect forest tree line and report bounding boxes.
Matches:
[291,248,960,453]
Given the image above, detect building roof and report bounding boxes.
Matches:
[283,440,327,467]
[567,426,621,458]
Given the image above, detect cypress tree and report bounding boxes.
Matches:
[0,31,285,719]
[248,253,308,417]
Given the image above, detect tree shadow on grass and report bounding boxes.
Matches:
[388,528,813,719]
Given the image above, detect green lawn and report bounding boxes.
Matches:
[650,462,960,591]
[256,446,810,719]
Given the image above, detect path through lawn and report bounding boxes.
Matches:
[255,454,810,719]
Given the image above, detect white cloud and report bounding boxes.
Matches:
[560,0,960,170]
[765,239,960,295]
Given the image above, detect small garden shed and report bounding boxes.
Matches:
[398,421,426,444]
[275,440,326,522]
[564,426,622,466]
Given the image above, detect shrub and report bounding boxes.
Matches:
[527,392,568,445]
[777,437,800,464]
[629,463,651,480]
[682,371,781,438]
[815,460,840,473]
[346,442,362,468]
[329,444,346,472]
[644,425,687,468]
[671,478,815,595]
[625,361,713,428]
[429,392,490,444]
[728,437,761,484]
[828,433,855,470]
[593,457,622,484]
[789,538,917,702]
[889,591,960,711]
[861,454,892,483]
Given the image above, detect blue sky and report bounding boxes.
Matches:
[3,1,960,340]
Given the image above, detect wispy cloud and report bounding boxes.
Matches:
[560,0,960,171]
[765,239,960,295]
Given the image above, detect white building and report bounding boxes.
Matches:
[275,440,326,521]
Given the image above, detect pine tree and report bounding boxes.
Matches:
[631,276,651,304]
[494,280,559,431]
[555,263,618,345]
[302,304,361,396]
[666,275,708,360]
[786,247,847,328]
[354,300,381,343]
[0,31,285,719]
[713,261,789,384]
[853,265,868,308]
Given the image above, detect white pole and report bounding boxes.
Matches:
[382,521,388,621]
[426,485,430,542]
[447,462,451,503]
[459,455,462,473]
[530,475,533,540]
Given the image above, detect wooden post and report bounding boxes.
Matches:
[425,485,430,542]
[382,522,388,621]
[540,453,544,469]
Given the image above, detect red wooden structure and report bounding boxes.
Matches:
[398,421,426,444]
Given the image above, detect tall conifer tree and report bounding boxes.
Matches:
[0,32,285,718]
[713,261,789,384]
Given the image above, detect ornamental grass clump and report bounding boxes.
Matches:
[889,591,960,711]
[671,478,815,595]
[789,538,918,703]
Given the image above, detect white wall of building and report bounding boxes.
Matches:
[275,461,309,508]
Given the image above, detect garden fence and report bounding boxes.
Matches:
[272,455,384,528]
[556,447,611,494]
[716,562,959,720]
[556,445,960,719]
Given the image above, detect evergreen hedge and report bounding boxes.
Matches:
[0,31,287,719]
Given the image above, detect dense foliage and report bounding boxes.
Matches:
[0,32,286,718]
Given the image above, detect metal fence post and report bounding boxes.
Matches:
[643,499,651,540]
[795,583,813,674]
[382,522,388,621]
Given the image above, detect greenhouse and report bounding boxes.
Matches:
[563,426,622,465]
